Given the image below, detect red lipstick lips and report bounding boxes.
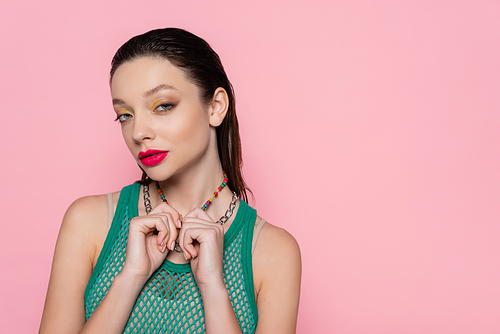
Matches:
[138,149,169,167]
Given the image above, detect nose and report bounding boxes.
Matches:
[131,112,155,143]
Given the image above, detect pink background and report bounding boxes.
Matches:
[1,1,499,333]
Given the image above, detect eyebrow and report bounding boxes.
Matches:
[112,98,126,106]
[143,84,177,98]
[112,84,177,106]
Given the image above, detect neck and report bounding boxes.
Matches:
[155,163,229,216]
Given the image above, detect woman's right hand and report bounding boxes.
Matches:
[121,202,181,283]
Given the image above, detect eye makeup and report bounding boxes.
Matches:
[151,98,177,113]
[114,113,133,123]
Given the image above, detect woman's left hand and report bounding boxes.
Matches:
[178,208,225,288]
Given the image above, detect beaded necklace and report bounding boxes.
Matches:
[155,172,229,211]
[143,172,237,253]
[143,171,237,225]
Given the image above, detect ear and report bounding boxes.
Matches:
[208,87,229,127]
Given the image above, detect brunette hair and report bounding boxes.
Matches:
[110,28,250,202]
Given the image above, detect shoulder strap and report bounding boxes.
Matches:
[85,183,139,300]
[107,193,114,232]
[251,219,267,255]
[238,201,259,326]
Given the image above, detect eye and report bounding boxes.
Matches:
[114,113,132,123]
[155,103,174,112]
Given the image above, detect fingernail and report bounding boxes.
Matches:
[162,244,167,253]
[161,238,165,246]
[183,253,187,260]
[169,240,175,251]
[177,219,182,228]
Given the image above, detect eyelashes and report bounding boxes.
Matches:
[154,103,174,112]
[114,114,132,123]
[114,103,176,123]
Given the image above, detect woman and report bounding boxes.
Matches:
[40,28,301,333]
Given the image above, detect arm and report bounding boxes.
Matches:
[179,210,301,333]
[253,223,302,334]
[179,208,243,334]
[39,195,108,333]
[197,280,243,334]
[40,196,180,334]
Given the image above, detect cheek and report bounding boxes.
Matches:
[169,107,211,144]
[121,125,137,155]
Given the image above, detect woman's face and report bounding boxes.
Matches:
[111,57,215,181]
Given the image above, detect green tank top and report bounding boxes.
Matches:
[84,183,258,333]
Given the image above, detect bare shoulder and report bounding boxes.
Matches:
[252,217,301,333]
[40,191,121,333]
[63,195,108,244]
[64,194,108,230]
[39,194,108,332]
[63,191,121,232]
[252,217,301,291]
[62,191,120,263]
[253,217,301,266]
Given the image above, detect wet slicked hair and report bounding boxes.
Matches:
[110,28,250,202]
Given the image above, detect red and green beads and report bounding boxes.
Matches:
[155,171,228,211]
[202,172,228,211]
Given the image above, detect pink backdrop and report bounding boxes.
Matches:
[1,1,499,333]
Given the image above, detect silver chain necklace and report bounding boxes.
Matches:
[143,183,238,224]
[143,184,238,253]
[143,183,237,253]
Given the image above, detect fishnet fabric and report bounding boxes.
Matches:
[223,231,255,332]
[85,207,256,333]
[85,209,131,317]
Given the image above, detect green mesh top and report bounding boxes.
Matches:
[84,183,258,333]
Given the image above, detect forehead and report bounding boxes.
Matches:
[110,57,198,98]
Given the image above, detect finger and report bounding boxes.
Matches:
[177,225,190,259]
[185,207,214,222]
[153,214,170,253]
[178,221,224,259]
[152,213,169,251]
[178,226,199,259]
[149,212,179,252]
[129,215,169,253]
[163,212,179,251]
[182,217,221,228]
[150,202,181,227]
